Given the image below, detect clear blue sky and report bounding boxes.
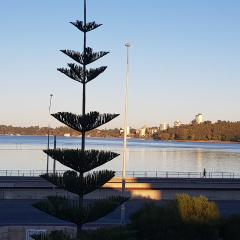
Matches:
[1,0,240,128]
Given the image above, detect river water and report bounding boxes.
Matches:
[0,136,240,174]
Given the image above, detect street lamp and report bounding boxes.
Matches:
[47,94,53,174]
[121,42,131,224]
[49,94,53,114]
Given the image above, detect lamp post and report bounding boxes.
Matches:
[47,94,53,174]
[121,42,131,224]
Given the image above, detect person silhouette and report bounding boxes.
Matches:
[203,168,206,178]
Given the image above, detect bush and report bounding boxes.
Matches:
[130,195,220,240]
[130,203,183,240]
[176,194,220,223]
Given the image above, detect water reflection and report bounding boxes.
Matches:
[196,149,203,171]
[0,136,239,173]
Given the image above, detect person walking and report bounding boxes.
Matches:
[203,168,207,178]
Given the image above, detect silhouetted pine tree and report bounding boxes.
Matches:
[34,0,124,237]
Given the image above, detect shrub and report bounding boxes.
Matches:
[176,194,220,224]
[130,203,182,240]
[130,195,220,240]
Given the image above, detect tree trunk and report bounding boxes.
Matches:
[77,224,82,238]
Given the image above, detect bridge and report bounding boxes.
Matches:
[0,170,240,200]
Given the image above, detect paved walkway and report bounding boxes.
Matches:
[106,177,240,190]
[2,176,240,190]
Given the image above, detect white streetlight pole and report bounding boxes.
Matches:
[47,94,53,174]
[121,42,131,224]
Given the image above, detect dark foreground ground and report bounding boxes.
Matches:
[1,199,240,228]
[0,200,74,227]
[83,199,240,228]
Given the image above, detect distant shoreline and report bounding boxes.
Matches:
[0,134,239,144]
[171,139,240,145]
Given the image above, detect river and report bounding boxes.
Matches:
[0,136,240,174]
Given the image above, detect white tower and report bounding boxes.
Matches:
[195,113,203,124]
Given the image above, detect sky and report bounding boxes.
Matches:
[0,0,240,129]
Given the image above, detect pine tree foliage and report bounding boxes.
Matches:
[34,196,126,226]
[44,149,119,173]
[41,170,115,195]
[52,111,119,133]
[70,20,102,32]
[60,48,109,65]
[58,64,107,83]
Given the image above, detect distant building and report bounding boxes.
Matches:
[147,127,159,135]
[120,126,130,135]
[139,128,146,136]
[159,123,169,131]
[174,120,182,127]
[130,128,137,135]
[138,125,147,137]
[64,133,71,137]
[195,113,204,124]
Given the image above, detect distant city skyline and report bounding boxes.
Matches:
[1,112,235,130]
[1,0,240,129]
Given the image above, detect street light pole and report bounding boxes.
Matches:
[121,43,131,224]
[47,94,53,174]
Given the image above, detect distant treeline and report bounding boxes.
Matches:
[0,125,76,136]
[0,125,120,138]
[2,121,240,142]
[154,121,240,142]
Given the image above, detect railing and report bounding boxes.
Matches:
[0,170,240,179]
[0,170,65,177]
[114,171,240,179]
